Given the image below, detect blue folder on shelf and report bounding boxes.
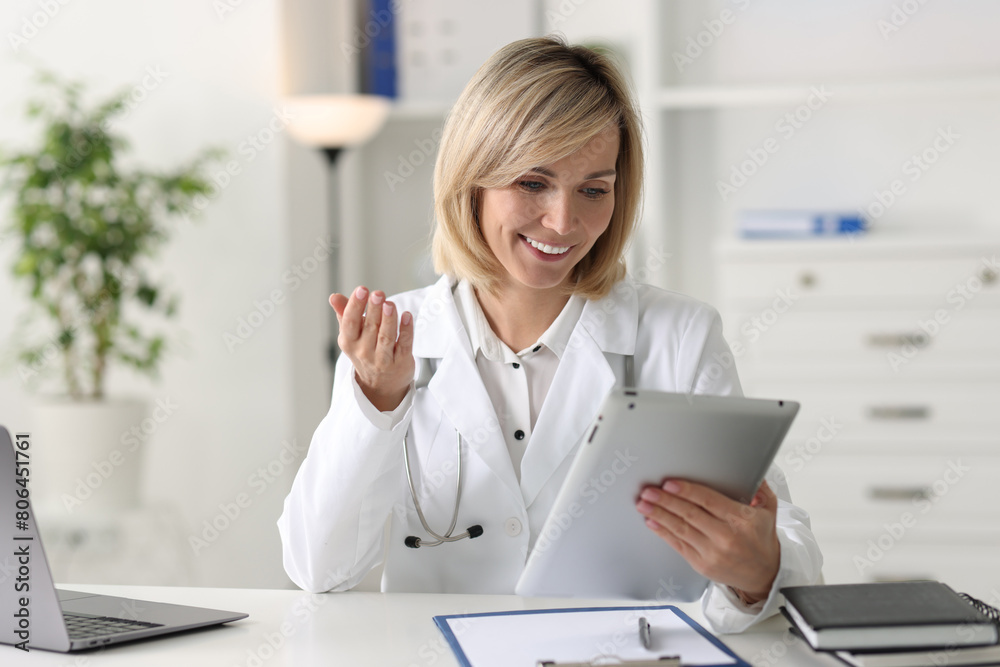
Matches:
[434,604,749,667]
[738,210,867,238]
[364,0,397,97]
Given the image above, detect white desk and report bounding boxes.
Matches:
[5,585,843,666]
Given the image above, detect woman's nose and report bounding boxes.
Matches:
[541,192,574,235]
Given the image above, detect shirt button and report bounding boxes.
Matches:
[512,362,520,369]
[533,345,541,353]
[514,429,525,440]
[504,518,522,537]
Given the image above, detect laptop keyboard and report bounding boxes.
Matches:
[63,612,163,639]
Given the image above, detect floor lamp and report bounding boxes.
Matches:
[284,94,391,366]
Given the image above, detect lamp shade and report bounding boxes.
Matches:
[283,94,391,149]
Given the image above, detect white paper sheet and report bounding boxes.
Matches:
[436,605,744,667]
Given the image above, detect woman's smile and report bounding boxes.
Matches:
[520,234,574,260]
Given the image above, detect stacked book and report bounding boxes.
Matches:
[780,581,1000,667]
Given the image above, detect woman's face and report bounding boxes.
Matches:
[478,126,619,295]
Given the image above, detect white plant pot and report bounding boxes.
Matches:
[29,399,148,518]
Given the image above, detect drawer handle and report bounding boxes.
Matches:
[868,486,932,502]
[868,405,930,420]
[867,333,930,349]
[872,573,934,583]
[798,271,817,289]
[981,267,997,285]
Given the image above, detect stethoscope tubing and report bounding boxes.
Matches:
[402,354,633,548]
[403,428,479,547]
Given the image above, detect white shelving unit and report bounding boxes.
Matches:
[716,236,1000,598]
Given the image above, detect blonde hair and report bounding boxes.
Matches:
[431,36,644,299]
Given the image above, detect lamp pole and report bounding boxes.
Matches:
[283,94,390,369]
[323,147,343,368]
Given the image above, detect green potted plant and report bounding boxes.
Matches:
[0,71,217,516]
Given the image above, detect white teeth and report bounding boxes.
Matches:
[524,236,570,255]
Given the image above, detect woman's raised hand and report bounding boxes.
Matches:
[330,286,415,412]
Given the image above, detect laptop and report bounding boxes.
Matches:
[515,389,798,602]
[0,426,248,652]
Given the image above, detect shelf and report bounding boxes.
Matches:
[388,100,454,120]
[657,75,1000,109]
[715,232,1000,261]
[385,75,1000,117]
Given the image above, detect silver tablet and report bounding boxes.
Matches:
[515,389,799,602]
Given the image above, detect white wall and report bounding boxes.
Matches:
[0,0,304,588]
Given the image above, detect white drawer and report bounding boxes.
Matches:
[818,540,1000,599]
[749,380,1000,441]
[777,432,998,457]
[783,455,1000,521]
[726,309,1000,379]
[719,256,1000,305]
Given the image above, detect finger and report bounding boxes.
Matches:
[751,480,778,509]
[329,293,349,321]
[395,310,414,359]
[661,479,743,522]
[362,290,385,342]
[339,286,368,342]
[641,484,738,546]
[375,300,398,365]
[641,513,703,565]
[637,500,712,561]
[637,489,713,555]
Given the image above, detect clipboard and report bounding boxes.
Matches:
[433,605,750,667]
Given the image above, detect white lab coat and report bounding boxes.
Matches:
[278,275,823,633]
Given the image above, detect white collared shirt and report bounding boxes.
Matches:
[353,280,585,482]
[452,280,584,480]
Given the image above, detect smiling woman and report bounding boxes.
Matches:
[474,127,620,351]
[431,38,644,302]
[278,35,823,635]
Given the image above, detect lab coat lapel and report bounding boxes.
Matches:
[519,279,639,507]
[412,277,523,505]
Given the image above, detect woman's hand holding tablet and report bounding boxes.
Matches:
[636,479,781,605]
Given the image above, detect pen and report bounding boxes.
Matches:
[639,616,651,650]
[536,658,680,667]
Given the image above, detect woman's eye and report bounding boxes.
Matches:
[582,187,610,199]
[517,180,545,192]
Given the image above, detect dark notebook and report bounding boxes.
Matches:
[780,581,1000,652]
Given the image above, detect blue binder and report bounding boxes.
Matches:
[365,0,397,98]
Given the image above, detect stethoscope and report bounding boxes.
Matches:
[403,358,482,548]
[402,354,636,549]
[403,428,483,548]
